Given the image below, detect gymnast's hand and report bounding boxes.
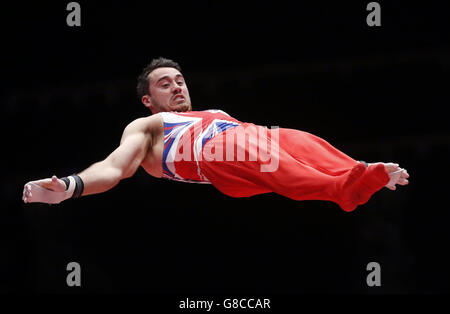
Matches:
[369,162,410,190]
[22,175,69,204]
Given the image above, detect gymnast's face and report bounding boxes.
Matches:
[142,67,192,114]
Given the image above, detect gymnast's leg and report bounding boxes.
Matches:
[200,125,406,211]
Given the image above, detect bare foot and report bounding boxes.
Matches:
[369,162,409,190]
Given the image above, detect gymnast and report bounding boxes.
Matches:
[22,57,409,212]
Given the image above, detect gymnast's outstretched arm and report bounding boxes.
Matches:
[22,118,152,204]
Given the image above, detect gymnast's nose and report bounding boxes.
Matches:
[171,81,182,94]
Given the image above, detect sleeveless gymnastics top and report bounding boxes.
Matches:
[160,109,241,183]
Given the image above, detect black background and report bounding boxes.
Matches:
[1,0,449,303]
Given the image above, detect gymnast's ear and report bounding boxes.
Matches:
[142,95,155,112]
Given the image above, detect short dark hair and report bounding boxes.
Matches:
[136,57,182,100]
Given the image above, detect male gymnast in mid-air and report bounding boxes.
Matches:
[22,57,409,212]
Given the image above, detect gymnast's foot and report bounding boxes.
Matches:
[353,162,410,207]
[337,162,409,212]
[368,162,410,190]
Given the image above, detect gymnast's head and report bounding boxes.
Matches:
[137,57,192,114]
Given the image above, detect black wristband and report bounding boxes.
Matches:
[71,174,84,198]
[60,177,70,190]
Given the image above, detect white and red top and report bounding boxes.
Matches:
[160,109,241,183]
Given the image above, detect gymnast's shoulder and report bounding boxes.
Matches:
[120,114,164,141]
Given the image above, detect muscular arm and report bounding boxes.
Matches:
[78,122,151,195]
[23,117,153,204]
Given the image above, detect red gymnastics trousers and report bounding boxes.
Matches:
[198,123,390,212]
